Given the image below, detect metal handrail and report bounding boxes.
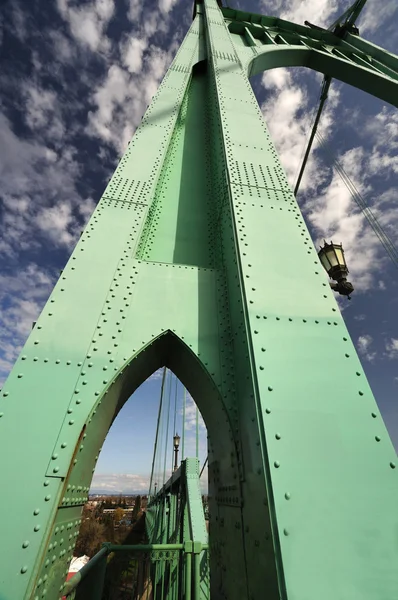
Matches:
[63,541,209,598]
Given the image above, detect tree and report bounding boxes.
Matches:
[114,507,124,523]
[132,496,141,522]
[74,519,105,557]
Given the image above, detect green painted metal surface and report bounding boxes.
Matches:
[146,458,209,600]
[0,1,398,599]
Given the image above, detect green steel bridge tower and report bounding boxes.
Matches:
[1,0,397,598]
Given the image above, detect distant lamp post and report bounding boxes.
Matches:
[318,241,354,299]
[154,482,157,495]
[173,433,181,472]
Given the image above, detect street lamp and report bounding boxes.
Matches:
[173,433,181,472]
[318,240,354,299]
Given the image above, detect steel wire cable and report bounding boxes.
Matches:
[162,370,172,487]
[150,368,167,496]
[315,130,398,268]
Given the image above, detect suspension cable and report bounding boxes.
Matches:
[149,367,167,496]
[315,130,398,268]
[162,370,172,487]
[195,404,199,459]
[294,75,332,196]
[199,456,208,479]
[182,387,186,461]
[171,374,178,473]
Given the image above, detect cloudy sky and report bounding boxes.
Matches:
[0,0,397,493]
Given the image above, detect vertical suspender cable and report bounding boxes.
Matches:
[162,370,172,487]
[196,405,199,459]
[182,387,186,461]
[149,367,167,496]
[171,375,178,472]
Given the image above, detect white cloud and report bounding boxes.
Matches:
[260,62,398,293]
[90,472,150,493]
[87,40,179,152]
[121,36,148,74]
[159,0,179,15]
[357,334,376,362]
[386,338,398,359]
[147,369,164,382]
[180,393,206,432]
[262,0,339,28]
[56,0,115,53]
[0,109,94,261]
[24,86,66,141]
[0,264,56,384]
[359,0,398,36]
[127,0,142,23]
[48,30,75,63]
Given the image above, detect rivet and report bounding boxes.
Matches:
[20,566,28,574]
[22,541,29,548]
[375,436,381,442]
[61,442,67,448]
[34,525,41,532]
[284,493,291,500]
[371,412,377,418]
[390,462,396,469]
[51,454,58,460]
[358,391,364,396]
[33,508,40,515]
[283,529,289,536]
[268,386,273,391]
[275,433,281,440]
[43,481,50,487]
[274,461,280,468]
[18,374,23,378]
[265,408,271,414]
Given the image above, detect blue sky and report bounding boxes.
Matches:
[0,0,397,493]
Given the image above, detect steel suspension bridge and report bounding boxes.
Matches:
[1,0,398,598]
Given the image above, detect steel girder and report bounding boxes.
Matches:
[0,1,397,599]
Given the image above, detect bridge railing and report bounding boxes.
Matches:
[63,541,209,600]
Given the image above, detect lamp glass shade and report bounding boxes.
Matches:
[173,434,180,447]
[318,242,347,275]
[325,246,339,267]
[319,250,331,271]
[334,246,345,267]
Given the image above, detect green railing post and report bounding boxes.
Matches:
[192,542,203,600]
[184,542,192,600]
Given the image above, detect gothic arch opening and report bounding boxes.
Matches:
[61,330,239,529]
